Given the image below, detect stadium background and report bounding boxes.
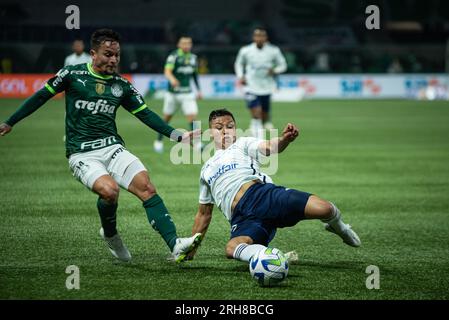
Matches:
[1,0,449,300]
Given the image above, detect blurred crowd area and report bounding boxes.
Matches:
[1,0,448,74]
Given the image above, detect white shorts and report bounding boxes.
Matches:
[68,144,147,190]
[163,92,198,116]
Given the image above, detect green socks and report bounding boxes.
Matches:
[97,198,118,237]
[143,195,178,251]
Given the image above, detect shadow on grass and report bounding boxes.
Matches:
[298,259,366,271]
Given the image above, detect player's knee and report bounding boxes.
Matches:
[304,196,335,219]
[99,183,120,203]
[314,198,334,219]
[140,183,157,200]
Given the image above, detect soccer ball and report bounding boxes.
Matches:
[249,247,289,287]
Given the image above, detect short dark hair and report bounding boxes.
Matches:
[253,26,267,33]
[209,109,235,124]
[90,29,121,50]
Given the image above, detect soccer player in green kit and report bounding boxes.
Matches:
[0,29,202,263]
[153,36,202,153]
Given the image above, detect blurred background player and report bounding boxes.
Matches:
[64,39,92,67]
[234,27,287,139]
[153,36,203,153]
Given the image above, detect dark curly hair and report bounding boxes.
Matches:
[90,29,121,50]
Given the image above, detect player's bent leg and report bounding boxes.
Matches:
[226,236,269,263]
[304,196,361,247]
[111,153,176,251]
[304,195,333,220]
[127,169,202,260]
[127,170,157,201]
[226,236,253,258]
[92,175,131,262]
[128,171,177,250]
[92,174,120,204]
[92,175,120,237]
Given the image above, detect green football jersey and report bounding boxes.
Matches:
[45,63,147,157]
[165,49,198,93]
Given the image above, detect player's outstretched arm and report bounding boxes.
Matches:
[0,86,55,136]
[130,106,201,145]
[258,123,299,156]
[186,203,214,260]
[192,203,214,238]
[0,123,12,136]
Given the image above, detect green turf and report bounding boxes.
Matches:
[1,98,449,300]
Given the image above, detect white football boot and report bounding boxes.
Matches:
[171,233,203,263]
[324,223,361,247]
[153,140,164,154]
[100,228,132,262]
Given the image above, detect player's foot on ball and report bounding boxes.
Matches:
[100,228,132,262]
[172,233,203,263]
[324,223,361,247]
[153,140,164,154]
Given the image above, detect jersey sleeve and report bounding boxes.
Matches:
[165,53,176,70]
[44,67,71,95]
[239,137,265,161]
[199,176,214,204]
[121,80,147,114]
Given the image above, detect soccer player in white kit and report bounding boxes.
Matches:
[234,28,287,139]
[187,109,361,265]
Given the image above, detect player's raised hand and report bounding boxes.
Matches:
[281,123,299,142]
[0,123,12,136]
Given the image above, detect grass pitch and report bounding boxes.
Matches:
[0,98,448,300]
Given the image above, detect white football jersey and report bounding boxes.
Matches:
[234,43,287,95]
[64,52,92,67]
[199,137,273,221]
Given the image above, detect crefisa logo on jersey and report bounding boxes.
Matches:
[75,99,116,114]
[111,83,123,97]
